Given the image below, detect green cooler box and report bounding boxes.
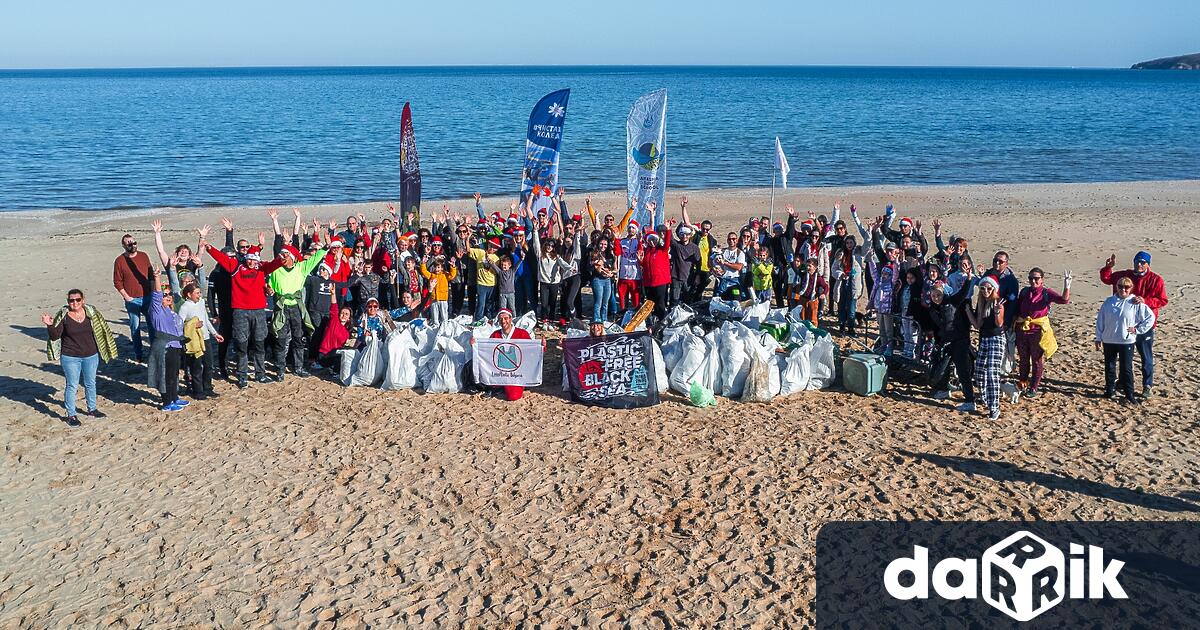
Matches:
[843,353,887,396]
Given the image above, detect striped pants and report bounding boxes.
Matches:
[974,334,1005,414]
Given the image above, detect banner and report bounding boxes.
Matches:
[562,332,660,408]
[521,89,570,208]
[472,337,544,386]
[774,136,790,189]
[400,102,422,217]
[626,88,668,230]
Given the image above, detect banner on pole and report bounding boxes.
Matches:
[521,89,570,207]
[472,338,544,387]
[400,102,422,217]
[562,332,660,408]
[626,89,668,229]
[774,136,790,189]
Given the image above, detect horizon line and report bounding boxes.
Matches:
[0,62,1135,73]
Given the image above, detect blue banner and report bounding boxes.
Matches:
[521,89,570,207]
[626,89,667,229]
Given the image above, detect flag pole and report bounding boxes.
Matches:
[770,165,776,224]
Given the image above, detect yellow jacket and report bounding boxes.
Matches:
[420,262,457,301]
[1019,315,1057,361]
[183,317,207,358]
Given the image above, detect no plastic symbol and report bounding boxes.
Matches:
[493,343,522,372]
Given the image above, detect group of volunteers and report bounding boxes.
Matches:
[42,193,1167,425]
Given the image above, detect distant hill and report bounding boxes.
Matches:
[1131,53,1200,69]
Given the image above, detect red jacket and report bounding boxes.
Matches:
[1099,266,1167,327]
[207,245,282,310]
[324,251,352,283]
[642,231,673,288]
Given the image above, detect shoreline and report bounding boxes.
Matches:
[4,178,1199,221]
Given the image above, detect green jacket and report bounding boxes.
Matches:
[268,249,327,306]
[46,304,119,363]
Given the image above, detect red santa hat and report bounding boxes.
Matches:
[430,236,443,245]
[506,214,519,224]
[571,214,583,223]
[328,238,344,248]
[403,231,417,241]
[627,220,640,232]
[491,212,503,222]
[801,220,815,231]
[497,308,513,318]
[486,238,502,248]
[280,244,301,260]
[899,216,914,228]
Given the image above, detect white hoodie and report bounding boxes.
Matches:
[1095,295,1155,345]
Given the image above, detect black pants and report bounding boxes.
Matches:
[186,343,215,397]
[307,312,329,359]
[216,310,233,376]
[772,274,789,308]
[161,346,181,405]
[539,282,561,320]
[689,271,711,303]
[670,279,685,308]
[948,337,975,402]
[232,308,267,379]
[274,305,307,373]
[560,275,581,319]
[451,282,466,315]
[646,284,669,319]
[378,283,396,311]
[1103,342,1136,401]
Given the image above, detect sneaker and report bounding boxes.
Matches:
[1121,397,1141,407]
[273,373,285,383]
[1140,387,1153,401]
[64,415,81,427]
[237,377,248,389]
[932,390,950,401]
[205,390,219,399]
[86,409,106,419]
[955,402,977,413]
[1024,388,1038,399]
[256,375,273,384]
[161,403,184,412]
[1103,389,1117,400]
[294,368,311,378]
[989,408,1001,420]
[172,399,190,408]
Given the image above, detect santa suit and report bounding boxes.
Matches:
[491,326,532,401]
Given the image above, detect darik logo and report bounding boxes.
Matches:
[547,103,565,118]
[884,530,1128,622]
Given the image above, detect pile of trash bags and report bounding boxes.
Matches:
[662,301,837,405]
[337,312,538,393]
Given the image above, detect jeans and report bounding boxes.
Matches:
[499,292,516,313]
[474,285,494,321]
[1103,342,1136,402]
[232,308,268,379]
[61,353,99,417]
[124,298,148,360]
[429,300,449,326]
[591,277,613,322]
[1135,329,1155,389]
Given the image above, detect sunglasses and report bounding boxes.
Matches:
[994,258,1007,264]
[237,245,249,250]
[1028,276,1043,281]
[67,297,83,303]
[124,241,137,247]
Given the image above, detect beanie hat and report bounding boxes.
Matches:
[1134,251,1151,265]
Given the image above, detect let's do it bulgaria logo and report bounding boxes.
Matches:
[884,530,1127,622]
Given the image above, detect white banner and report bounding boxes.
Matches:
[472,337,544,386]
[626,88,667,229]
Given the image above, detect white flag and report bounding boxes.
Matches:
[774,136,790,189]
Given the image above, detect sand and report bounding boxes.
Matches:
[1,180,1198,628]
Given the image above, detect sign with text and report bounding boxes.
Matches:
[562,331,659,408]
[472,338,543,386]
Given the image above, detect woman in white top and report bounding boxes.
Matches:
[177,281,222,400]
[1095,277,1155,404]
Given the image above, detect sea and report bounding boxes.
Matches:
[1,65,1198,211]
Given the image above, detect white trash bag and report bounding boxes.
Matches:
[807,334,837,390]
[779,341,813,396]
[649,339,669,395]
[381,326,419,390]
[514,310,537,332]
[668,330,705,395]
[338,348,360,386]
[717,321,752,398]
[349,332,386,387]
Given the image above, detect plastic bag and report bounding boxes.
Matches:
[717,321,751,398]
[338,348,360,386]
[780,342,813,396]
[740,300,771,328]
[412,325,438,355]
[708,298,745,319]
[349,332,386,387]
[471,323,499,341]
[650,339,669,395]
[420,337,468,393]
[660,325,692,372]
[381,327,418,390]
[514,310,537,332]
[699,330,723,393]
[740,354,774,403]
[807,334,838,390]
[664,303,695,327]
[688,380,717,407]
[668,330,706,395]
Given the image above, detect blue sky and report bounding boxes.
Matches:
[1,0,1197,69]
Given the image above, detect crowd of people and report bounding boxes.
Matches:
[41,192,1169,425]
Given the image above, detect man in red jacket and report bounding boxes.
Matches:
[641,217,675,319]
[205,241,283,388]
[1100,251,1168,400]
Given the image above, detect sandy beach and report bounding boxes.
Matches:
[2,180,1199,628]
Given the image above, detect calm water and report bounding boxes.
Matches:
[1,66,1198,211]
